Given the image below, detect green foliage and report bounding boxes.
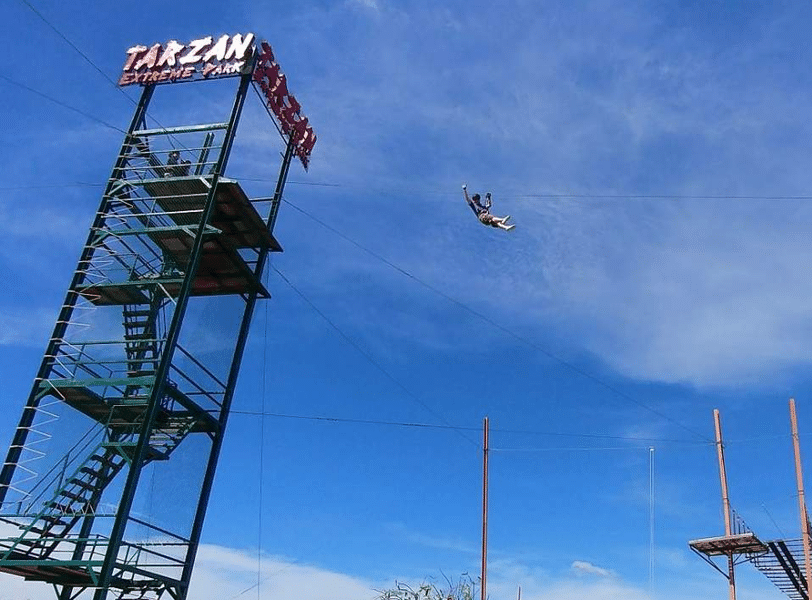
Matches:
[377,573,479,600]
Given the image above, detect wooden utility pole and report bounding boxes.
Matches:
[790,398,812,600]
[481,417,489,600]
[713,409,736,600]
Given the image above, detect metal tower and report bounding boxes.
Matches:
[0,33,314,600]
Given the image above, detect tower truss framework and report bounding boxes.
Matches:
[0,37,304,600]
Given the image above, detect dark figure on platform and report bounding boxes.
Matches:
[166,150,191,177]
[132,138,190,178]
[462,185,514,231]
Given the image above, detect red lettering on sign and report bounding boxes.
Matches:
[120,34,255,88]
[157,40,184,68]
[123,45,147,71]
[281,95,301,125]
[134,43,162,70]
[251,39,317,168]
[289,115,308,142]
[301,130,316,154]
[203,35,229,62]
[257,41,275,64]
[226,33,255,60]
[179,36,213,65]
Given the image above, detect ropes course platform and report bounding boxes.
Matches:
[689,532,768,556]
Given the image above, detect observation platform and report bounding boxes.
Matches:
[77,176,279,305]
[689,533,768,556]
[41,379,220,434]
[0,548,106,586]
[0,542,177,591]
[142,176,283,250]
[77,273,270,306]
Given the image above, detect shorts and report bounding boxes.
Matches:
[478,213,498,226]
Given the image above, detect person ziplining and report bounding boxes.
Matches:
[462,184,515,231]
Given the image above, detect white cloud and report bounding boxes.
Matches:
[189,544,380,600]
[0,541,380,600]
[0,533,784,600]
[570,560,615,578]
[348,0,380,12]
[255,1,812,391]
[526,198,812,388]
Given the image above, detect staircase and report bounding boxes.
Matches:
[122,301,160,400]
[749,539,808,600]
[116,584,166,600]
[0,409,197,564]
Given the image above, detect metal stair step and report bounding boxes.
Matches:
[123,314,153,322]
[67,477,99,491]
[79,466,106,479]
[124,332,156,340]
[39,515,70,527]
[90,453,124,467]
[57,490,87,503]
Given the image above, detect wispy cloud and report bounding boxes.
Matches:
[247,2,812,391]
[384,522,480,555]
[0,536,380,600]
[570,559,615,578]
[349,0,380,11]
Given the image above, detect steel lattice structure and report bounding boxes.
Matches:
[0,35,308,600]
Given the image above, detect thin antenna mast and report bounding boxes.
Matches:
[649,446,655,598]
[481,417,489,600]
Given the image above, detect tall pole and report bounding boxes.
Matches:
[649,446,655,599]
[713,409,736,600]
[790,398,812,599]
[481,417,489,600]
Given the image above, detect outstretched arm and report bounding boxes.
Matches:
[462,184,471,205]
[485,192,492,210]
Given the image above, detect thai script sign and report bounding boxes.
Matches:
[252,41,317,169]
[119,33,255,86]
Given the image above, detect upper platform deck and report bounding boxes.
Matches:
[689,532,768,556]
[141,176,283,251]
[77,176,279,305]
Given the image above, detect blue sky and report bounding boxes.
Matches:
[3,1,812,599]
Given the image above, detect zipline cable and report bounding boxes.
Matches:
[230,409,710,445]
[270,265,479,448]
[282,198,712,443]
[3,172,812,204]
[0,73,126,134]
[18,0,197,153]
